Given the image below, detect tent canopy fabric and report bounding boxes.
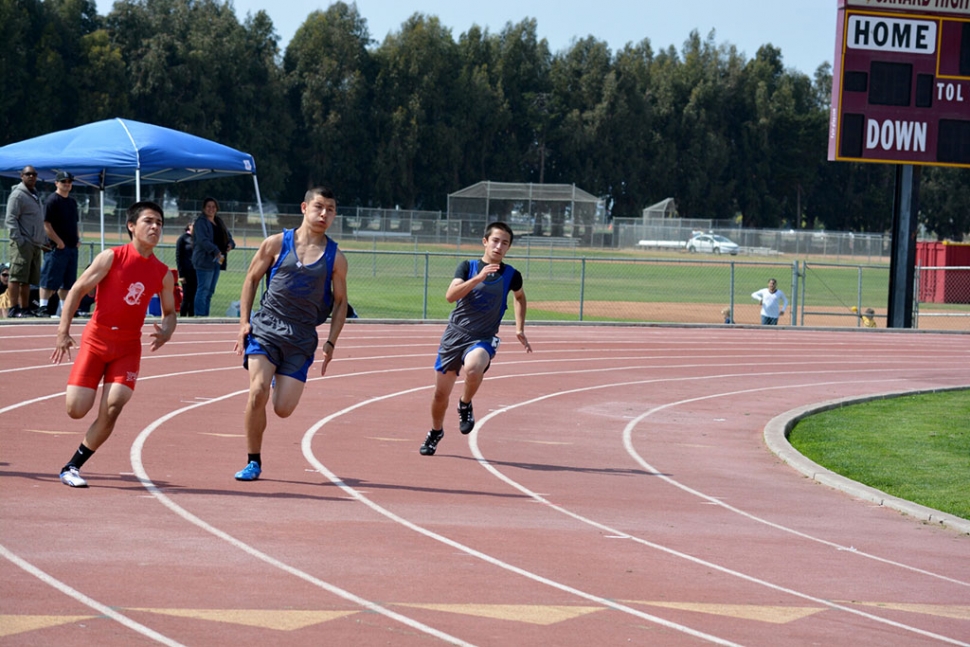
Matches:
[0,118,266,245]
[0,118,257,190]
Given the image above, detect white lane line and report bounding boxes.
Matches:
[0,367,236,414]
[302,388,744,647]
[129,394,476,647]
[619,381,970,588]
[0,543,185,647]
[460,375,969,645]
[4,350,965,645]
[2,365,468,645]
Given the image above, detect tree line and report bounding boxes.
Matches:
[2,0,968,238]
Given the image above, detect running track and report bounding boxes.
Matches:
[1,321,968,646]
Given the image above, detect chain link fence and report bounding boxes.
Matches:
[915,265,970,329]
[615,218,890,263]
[2,204,967,329]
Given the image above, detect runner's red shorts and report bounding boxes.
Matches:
[68,327,143,390]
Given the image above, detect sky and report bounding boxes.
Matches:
[95,0,838,75]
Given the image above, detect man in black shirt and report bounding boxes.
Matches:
[40,171,80,316]
[175,223,196,316]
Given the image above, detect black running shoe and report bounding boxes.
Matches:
[420,429,444,456]
[458,400,475,435]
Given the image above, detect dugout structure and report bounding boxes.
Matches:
[447,181,601,240]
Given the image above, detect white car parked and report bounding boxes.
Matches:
[687,233,739,255]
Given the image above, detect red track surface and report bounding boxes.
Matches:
[1,321,969,646]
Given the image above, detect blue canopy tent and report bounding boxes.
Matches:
[0,118,267,249]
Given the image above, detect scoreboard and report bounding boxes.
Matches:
[828,0,970,167]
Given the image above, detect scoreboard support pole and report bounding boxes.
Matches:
[887,164,920,328]
[830,2,970,328]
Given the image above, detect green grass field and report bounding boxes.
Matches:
[135,238,968,326]
[789,390,970,521]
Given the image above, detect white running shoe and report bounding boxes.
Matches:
[59,467,88,488]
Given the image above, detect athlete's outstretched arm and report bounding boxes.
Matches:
[150,270,178,351]
[513,287,532,353]
[320,251,348,376]
[234,233,283,355]
[51,249,114,364]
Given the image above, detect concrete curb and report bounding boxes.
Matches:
[763,387,970,536]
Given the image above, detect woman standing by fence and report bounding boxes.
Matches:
[191,197,235,316]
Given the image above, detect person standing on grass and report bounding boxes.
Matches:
[419,221,532,457]
[752,278,788,326]
[52,201,177,488]
[5,166,47,317]
[176,223,196,316]
[39,171,81,316]
[191,197,234,317]
[231,187,348,482]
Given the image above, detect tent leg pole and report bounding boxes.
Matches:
[100,189,105,252]
[253,175,267,239]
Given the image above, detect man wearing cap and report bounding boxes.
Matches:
[4,165,47,317]
[39,171,81,316]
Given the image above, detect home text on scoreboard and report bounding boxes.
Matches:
[828,0,970,168]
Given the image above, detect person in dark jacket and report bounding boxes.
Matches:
[191,197,234,316]
[176,223,196,316]
[4,166,47,317]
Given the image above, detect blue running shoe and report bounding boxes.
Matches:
[234,461,262,481]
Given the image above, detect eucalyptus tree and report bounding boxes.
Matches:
[598,40,660,218]
[454,25,511,184]
[545,36,612,234]
[284,1,374,201]
[75,29,130,124]
[0,0,101,143]
[0,0,40,143]
[108,0,235,134]
[106,0,289,197]
[915,167,970,241]
[547,36,612,183]
[651,30,740,220]
[733,45,818,228]
[371,13,462,210]
[230,10,291,198]
[492,19,553,182]
[808,158,894,233]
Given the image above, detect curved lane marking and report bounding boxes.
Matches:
[1,367,468,646]
[128,394,476,647]
[301,388,745,647]
[0,543,184,646]
[462,374,969,645]
[4,340,965,645]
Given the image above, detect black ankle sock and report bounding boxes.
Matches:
[248,453,261,467]
[63,443,94,472]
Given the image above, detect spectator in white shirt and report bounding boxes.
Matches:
[752,278,788,325]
